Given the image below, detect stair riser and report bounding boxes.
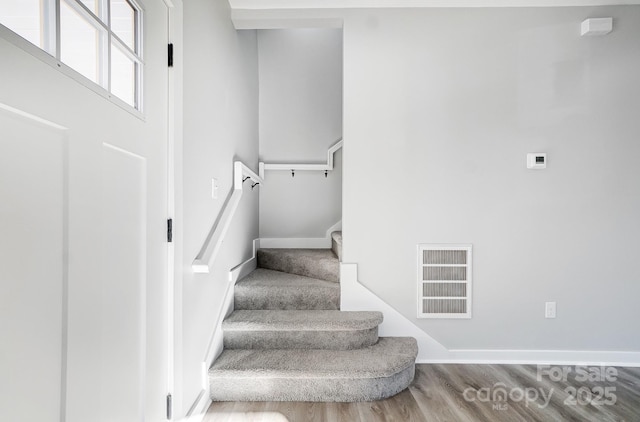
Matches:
[257,250,340,283]
[331,237,342,262]
[223,328,378,350]
[210,364,415,402]
[234,288,339,311]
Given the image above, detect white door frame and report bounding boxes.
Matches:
[164,0,183,419]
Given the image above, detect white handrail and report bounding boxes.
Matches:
[192,161,262,274]
[258,138,343,178]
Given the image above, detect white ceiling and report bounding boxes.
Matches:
[229,0,640,10]
[228,0,640,29]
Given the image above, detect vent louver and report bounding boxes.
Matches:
[418,245,472,319]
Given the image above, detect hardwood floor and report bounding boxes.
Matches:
[204,364,640,421]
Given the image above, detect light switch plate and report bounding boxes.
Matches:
[545,302,556,319]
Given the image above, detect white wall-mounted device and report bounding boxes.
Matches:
[545,302,557,319]
[527,153,547,170]
[581,18,613,36]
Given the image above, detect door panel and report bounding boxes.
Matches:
[100,144,146,422]
[0,108,66,422]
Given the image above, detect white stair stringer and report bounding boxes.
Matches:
[340,263,450,363]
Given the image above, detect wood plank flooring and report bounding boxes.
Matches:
[204,364,640,421]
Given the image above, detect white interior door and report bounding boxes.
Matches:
[0,0,170,420]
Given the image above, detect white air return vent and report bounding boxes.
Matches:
[417,244,472,319]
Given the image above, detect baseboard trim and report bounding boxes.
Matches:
[341,262,640,367]
[182,389,211,422]
[260,221,341,249]
[260,237,331,248]
[229,239,260,283]
[418,350,640,367]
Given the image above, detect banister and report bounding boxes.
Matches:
[192,161,263,274]
[259,138,343,178]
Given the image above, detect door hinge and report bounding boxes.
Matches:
[168,43,174,67]
[166,393,173,420]
[167,218,173,243]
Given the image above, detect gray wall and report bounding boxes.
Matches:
[182,0,258,415]
[258,29,343,238]
[343,6,640,351]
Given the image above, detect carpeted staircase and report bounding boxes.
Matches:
[209,232,418,402]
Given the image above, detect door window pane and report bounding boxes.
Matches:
[78,0,108,23]
[60,1,102,85]
[1,0,142,111]
[110,0,135,51]
[0,0,43,49]
[78,0,99,18]
[111,43,135,107]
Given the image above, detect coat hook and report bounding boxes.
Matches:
[325,170,328,178]
[243,176,250,183]
[251,182,260,190]
[291,170,295,178]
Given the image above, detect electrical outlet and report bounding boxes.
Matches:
[545,302,556,319]
[211,178,218,199]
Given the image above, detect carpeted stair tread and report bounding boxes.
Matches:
[210,337,417,379]
[211,246,419,401]
[209,337,418,402]
[331,231,342,261]
[223,310,383,331]
[222,310,382,350]
[234,268,339,310]
[258,248,340,283]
